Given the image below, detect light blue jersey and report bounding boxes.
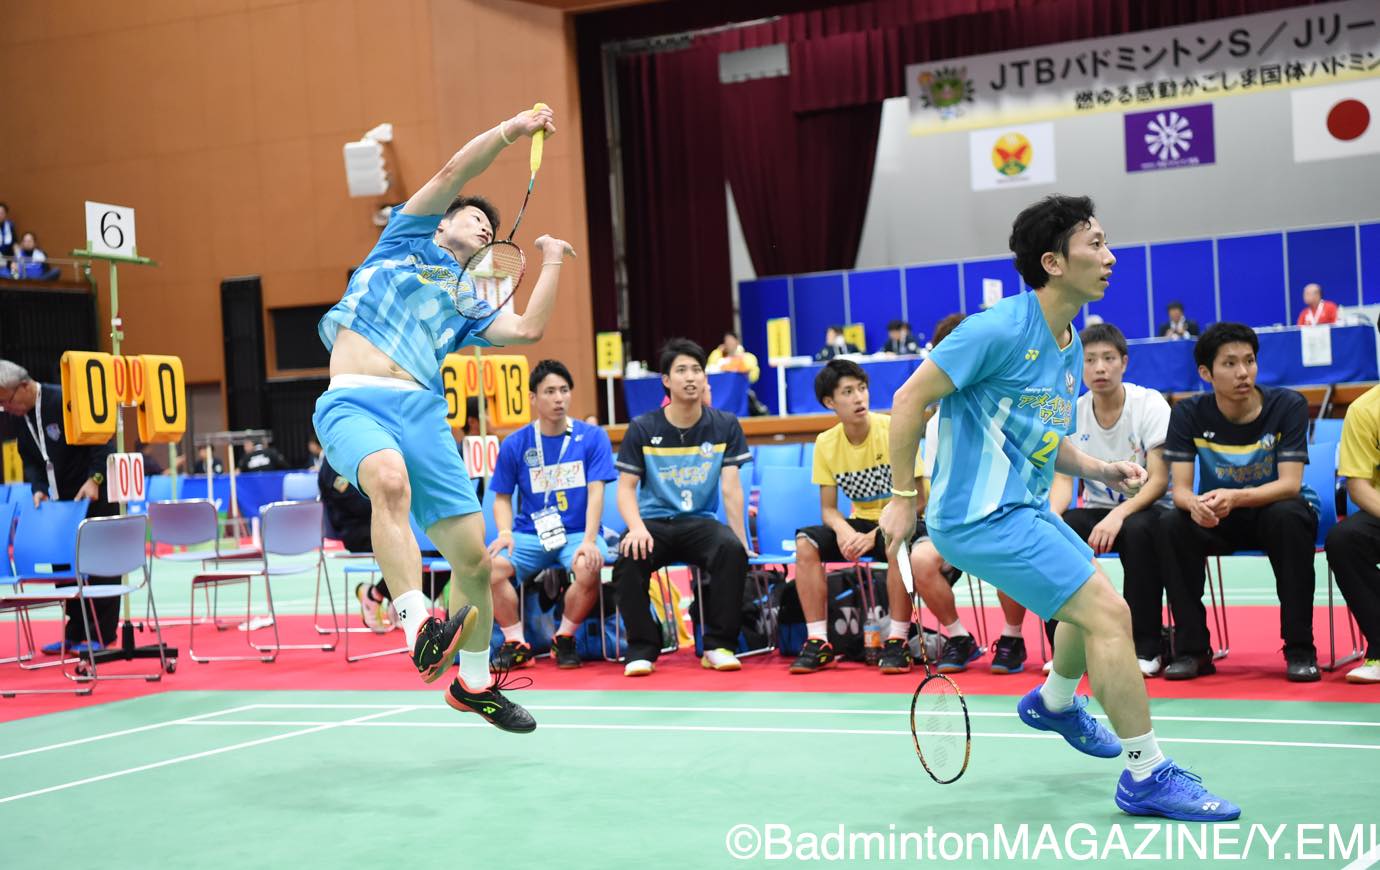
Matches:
[318,207,500,393]
[926,292,1083,531]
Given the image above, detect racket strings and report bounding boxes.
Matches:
[912,677,971,784]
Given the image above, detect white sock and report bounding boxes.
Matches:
[807,620,827,640]
[459,649,491,690]
[556,616,580,638]
[395,590,430,647]
[501,622,524,643]
[888,619,910,640]
[1039,669,1082,712]
[945,620,969,638]
[1002,623,1024,639]
[1123,731,1166,780]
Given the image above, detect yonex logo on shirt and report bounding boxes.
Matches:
[1025,349,1040,361]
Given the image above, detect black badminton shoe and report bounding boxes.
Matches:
[411,606,477,684]
[445,664,537,733]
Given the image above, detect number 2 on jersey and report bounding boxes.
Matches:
[1030,431,1059,468]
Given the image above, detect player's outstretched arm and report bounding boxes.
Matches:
[1054,436,1147,496]
[401,105,556,216]
[480,235,575,345]
[880,360,956,553]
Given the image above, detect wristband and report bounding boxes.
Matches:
[891,488,918,498]
[498,122,516,145]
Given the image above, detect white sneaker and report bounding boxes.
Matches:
[702,648,742,671]
[1345,659,1380,684]
[1138,656,1162,677]
[624,659,655,677]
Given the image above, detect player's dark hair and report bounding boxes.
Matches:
[814,359,869,406]
[826,325,843,335]
[443,195,500,236]
[659,338,706,375]
[723,330,739,340]
[931,313,964,347]
[1080,322,1127,357]
[529,359,574,392]
[887,320,905,332]
[1167,300,1184,313]
[1194,322,1258,370]
[1008,194,1096,289]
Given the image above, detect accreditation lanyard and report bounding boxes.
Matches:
[532,421,575,508]
[1304,304,1323,326]
[23,384,60,498]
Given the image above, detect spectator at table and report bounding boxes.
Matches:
[708,330,768,416]
[0,202,15,260]
[1296,283,1338,327]
[1157,301,1199,340]
[814,325,861,361]
[882,320,921,355]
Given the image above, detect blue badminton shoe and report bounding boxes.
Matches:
[1115,760,1241,821]
[1016,687,1122,758]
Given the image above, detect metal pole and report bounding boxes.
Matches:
[605,376,616,425]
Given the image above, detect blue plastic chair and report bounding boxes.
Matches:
[282,472,318,502]
[1310,418,1343,444]
[10,500,90,582]
[752,443,802,487]
[1307,442,1364,671]
[750,466,820,565]
[801,442,815,471]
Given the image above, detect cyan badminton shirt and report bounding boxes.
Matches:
[318,206,499,393]
[925,291,1083,531]
[1163,386,1320,513]
[616,407,752,520]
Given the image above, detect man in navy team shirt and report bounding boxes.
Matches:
[614,339,753,677]
[487,359,617,670]
[1161,322,1320,682]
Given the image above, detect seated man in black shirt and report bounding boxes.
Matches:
[614,339,753,676]
[881,320,921,355]
[1160,323,1320,682]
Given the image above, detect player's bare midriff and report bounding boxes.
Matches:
[330,327,418,384]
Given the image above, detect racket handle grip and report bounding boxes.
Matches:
[530,102,547,173]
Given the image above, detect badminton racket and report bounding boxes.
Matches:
[897,539,971,784]
[457,102,548,313]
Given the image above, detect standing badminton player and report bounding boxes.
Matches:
[314,105,572,733]
[879,195,1239,820]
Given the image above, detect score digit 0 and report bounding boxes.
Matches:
[59,351,186,446]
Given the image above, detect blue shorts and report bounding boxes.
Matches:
[928,506,1095,620]
[505,531,610,581]
[312,386,480,530]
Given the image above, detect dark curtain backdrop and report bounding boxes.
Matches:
[722,77,882,277]
[578,0,1320,392]
[616,46,732,365]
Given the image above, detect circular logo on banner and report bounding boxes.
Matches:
[523,448,541,467]
[991,132,1032,177]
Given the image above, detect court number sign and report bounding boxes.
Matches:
[84,201,137,259]
[440,353,531,429]
[59,351,187,445]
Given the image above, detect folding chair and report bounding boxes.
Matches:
[595,494,682,663]
[144,499,260,630]
[752,443,801,487]
[1313,444,1364,672]
[338,515,449,663]
[188,500,337,663]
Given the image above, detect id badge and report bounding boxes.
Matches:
[532,506,567,551]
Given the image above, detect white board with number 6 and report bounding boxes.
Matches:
[85,201,137,258]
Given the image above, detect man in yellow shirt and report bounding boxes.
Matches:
[790,359,951,675]
[1325,382,1380,684]
[707,331,760,383]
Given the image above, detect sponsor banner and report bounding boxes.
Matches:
[1125,103,1217,172]
[970,123,1056,191]
[1292,78,1380,161]
[908,0,1380,135]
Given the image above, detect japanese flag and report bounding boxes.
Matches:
[1291,79,1380,163]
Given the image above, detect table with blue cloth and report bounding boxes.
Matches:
[139,471,293,519]
[1126,324,1378,394]
[623,372,750,419]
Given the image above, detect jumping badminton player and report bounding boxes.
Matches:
[314,105,572,733]
[879,195,1239,820]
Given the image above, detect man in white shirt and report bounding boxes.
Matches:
[1049,323,1175,676]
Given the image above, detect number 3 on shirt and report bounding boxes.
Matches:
[1030,431,1059,468]
[680,489,694,511]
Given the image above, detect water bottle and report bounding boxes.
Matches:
[863,615,882,664]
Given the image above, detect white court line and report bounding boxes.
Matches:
[0,705,263,762]
[0,707,410,805]
[173,719,1380,751]
[235,702,1380,730]
[1342,840,1380,870]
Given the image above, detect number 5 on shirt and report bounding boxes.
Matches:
[1030,431,1059,468]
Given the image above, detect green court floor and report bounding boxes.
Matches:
[2,690,1376,868]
